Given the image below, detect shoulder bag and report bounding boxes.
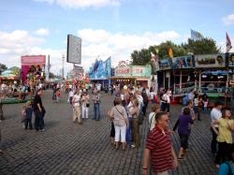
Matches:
[115,106,128,125]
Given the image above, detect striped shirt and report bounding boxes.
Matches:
[146,126,173,173]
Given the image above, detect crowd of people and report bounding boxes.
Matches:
[3,79,234,174]
[142,87,234,175]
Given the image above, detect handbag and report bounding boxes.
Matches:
[86,103,90,107]
[138,111,144,125]
[115,106,128,125]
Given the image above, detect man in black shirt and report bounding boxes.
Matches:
[33,88,45,131]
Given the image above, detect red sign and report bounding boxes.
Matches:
[115,68,130,76]
[21,55,46,65]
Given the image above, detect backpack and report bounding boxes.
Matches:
[142,91,149,103]
[138,111,144,125]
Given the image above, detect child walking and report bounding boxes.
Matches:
[55,88,61,103]
[24,101,33,130]
[203,98,209,112]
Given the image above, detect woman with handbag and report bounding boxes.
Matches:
[81,90,90,119]
[108,97,128,150]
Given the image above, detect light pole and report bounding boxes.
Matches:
[62,55,65,79]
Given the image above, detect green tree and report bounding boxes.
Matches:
[130,38,219,66]
[131,41,187,65]
[0,63,8,74]
[182,38,219,55]
[155,41,187,60]
[9,66,20,75]
[131,49,151,65]
[49,72,56,79]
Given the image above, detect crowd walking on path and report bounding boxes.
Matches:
[3,80,234,174]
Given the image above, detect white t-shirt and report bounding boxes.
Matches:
[73,94,81,107]
[149,112,156,131]
[136,95,144,109]
[210,107,222,127]
[162,93,170,103]
[150,91,156,100]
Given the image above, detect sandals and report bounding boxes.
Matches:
[178,156,183,160]
[115,143,119,150]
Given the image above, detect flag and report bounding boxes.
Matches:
[150,52,159,72]
[150,52,157,61]
[218,46,222,53]
[226,32,232,52]
[168,48,173,58]
[191,29,204,41]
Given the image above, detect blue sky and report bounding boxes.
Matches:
[0,0,234,75]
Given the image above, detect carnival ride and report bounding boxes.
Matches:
[154,53,234,106]
[0,55,46,119]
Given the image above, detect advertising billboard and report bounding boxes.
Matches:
[21,55,46,65]
[194,54,225,68]
[67,34,82,64]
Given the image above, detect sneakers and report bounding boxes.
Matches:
[131,144,136,148]
[40,129,45,132]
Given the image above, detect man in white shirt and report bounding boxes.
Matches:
[161,90,171,114]
[72,90,82,124]
[210,101,223,154]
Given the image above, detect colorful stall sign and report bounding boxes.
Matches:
[227,53,234,68]
[194,54,225,68]
[158,58,171,70]
[171,55,194,69]
[132,65,151,77]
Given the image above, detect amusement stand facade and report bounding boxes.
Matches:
[157,53,234,106]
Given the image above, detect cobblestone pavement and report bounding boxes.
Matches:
[0,90,217,175]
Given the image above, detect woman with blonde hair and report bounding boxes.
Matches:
[212,108,234,168]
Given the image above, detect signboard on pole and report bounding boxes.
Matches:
[67,34,82,64]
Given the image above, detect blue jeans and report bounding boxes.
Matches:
[126,118,132,145]
[93,103,100,120]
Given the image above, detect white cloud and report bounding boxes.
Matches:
[222,14,234,26]
[77,29,180,71]
[34,28,50,36]
[0,30,44,56]
[0,28,181,77]
[34,0,120,8]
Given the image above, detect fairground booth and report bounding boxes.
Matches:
[89,57,112,90]
[21,55,46,95]
[0,67,21,83]
[156,52,234,106]
[110,61,152,87]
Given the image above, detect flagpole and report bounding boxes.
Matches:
[226,32,233,108]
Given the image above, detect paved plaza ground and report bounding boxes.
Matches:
[0,90,218,175]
